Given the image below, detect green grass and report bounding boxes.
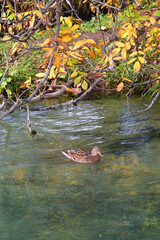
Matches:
[81,14,113,32]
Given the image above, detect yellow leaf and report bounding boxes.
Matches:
[72,33,80,38]
[117,82,124,92]
[35,10,42,19]
[69,51,83,61]
[129,51,137,57]
[138,56,146,64]
[3,35,10,41]
[125,42,131,50]
[150,16,156,25]
[59,29,72,35]
[73,40,86,50]
[87,48,95,60]
[85,39,99,48]
[138,50,144,55]
[54,52,60,69]
[121,30,130,39]
[21,42,28,48]
[122,77,133,83]
[112,48,121,57]
[35,72,46,78]
[62,34,72,42]
[10,42,19,56]
[127,58,136,65]
[65,17,72,28]
[70,72,78,78]
[109,53,113,66]
[43,48,54,58]
[143,46,151,53]
[121,48,127,59]
[134,61,141,73]
[30,15,35,28]
[114,41,125,48]
[48,66,57,79]
[71,24,80,31]
[8,26,14,34]
[38,30,46,35]
[39,37,51,47]
[113,56,123,60]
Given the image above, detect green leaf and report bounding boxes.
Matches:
[154,11,160,17]
[74,76,81,86]
[82,80,88,90]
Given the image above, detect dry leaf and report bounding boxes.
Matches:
[117,82,124,92]
[134,61,141,73]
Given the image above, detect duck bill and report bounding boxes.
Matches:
[98,152,104,157]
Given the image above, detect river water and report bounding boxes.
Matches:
[0,97,160,240]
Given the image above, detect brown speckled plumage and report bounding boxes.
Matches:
[62,146,103,163]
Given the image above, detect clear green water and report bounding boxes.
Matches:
[0,98,160,240]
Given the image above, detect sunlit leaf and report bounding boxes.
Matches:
[35,72,46,78]
[35,10,42,19]
[59,29,72,34]
[112,48,121,57]
[114,41,125,47]
[69,52,84,61]
[143,46,151,53]
[73,40,86,50]
[43,48,54,58]
[21,42,28,48]
[117,82,124,92]
[86,39,99,48]
[133,61,141,73]
[72,33,80,38]
[48,66,57,79]
[30,15,35,28]
[138,50,144,55]
[121,48,127,59]
[125,42,131,50]
[10,42,19,56]
[113,56,123,60]
[65,17,72,28]
[70,72,78,78]
[154,11,160,17]
[54,52,60,69]
[39,37,51,47]
[129,51,137,57]
[71,24,80,31]
[150,16,156,24]
[127,58,136,65]
[122,77,133,83]
[138,56,146,64]
[121,30,130,39]
[109,53,113,66]
[82,80,88,90]
[87,48,95,60]
[74,76,82,86]
[62,34,72,42]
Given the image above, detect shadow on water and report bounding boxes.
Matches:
[0,98,160,240]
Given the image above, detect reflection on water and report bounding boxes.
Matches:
[0,98,160,240]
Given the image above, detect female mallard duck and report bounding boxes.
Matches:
[62,146,103,163]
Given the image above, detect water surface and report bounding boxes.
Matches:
[0,97,160,240]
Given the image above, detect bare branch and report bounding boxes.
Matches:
[136,90,160,113]
[0,101,19,120]
[92,0,121,11]
[26,103,37,136]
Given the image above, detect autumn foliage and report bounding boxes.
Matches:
[0,0,160,119]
